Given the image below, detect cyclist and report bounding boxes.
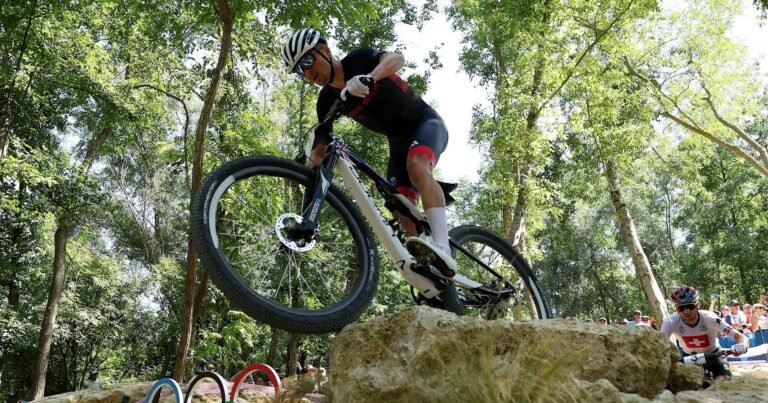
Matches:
[660,286,749,381]
[281,28,456,276]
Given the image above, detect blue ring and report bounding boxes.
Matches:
[146,378,183,403]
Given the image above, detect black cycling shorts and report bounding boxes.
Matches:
[386,116,449,200]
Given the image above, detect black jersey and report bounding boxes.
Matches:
[313,48,440,147]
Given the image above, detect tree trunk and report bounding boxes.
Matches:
[267,328,281,369]
[27,221,68,400]
[27,121,110,399]
[287,337,300,378]
[173,0,233,381]
[509,181,528,251]
[604,159,668,322]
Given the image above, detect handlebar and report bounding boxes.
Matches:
[301,76,375,159]
[682,349,732,365]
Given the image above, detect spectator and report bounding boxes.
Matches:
[317,367,328,390]
[743,304,753,328]
[628,310,642,326]
[718,305,729,319]
[708,294,718,312]
[725,300,747,331]
[205,363,216,373]
[598,318,607,325]
[81,371,102,390]
[635,315,655,329]
[750,304,768,332]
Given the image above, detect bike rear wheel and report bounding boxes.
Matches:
[192,156,379,334]
[442,225,551,320]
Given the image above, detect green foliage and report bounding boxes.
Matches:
[2,0,767,398]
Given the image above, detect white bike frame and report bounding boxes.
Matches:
[332,150,482,299]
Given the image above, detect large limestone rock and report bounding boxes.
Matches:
[34,382,154,403]
[329,306,768,402]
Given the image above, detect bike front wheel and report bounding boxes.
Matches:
[192,156,379,334]
[443,225,551,320]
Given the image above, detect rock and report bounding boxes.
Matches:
[329,306,677,402]
[35,382,153,403]
[667,362,703,393]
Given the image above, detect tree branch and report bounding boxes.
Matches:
[663,111,768,177]
[698,80,768,169]
[624,58,768,178]
[133,84,191,188]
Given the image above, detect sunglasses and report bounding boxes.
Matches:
[676,304,697,312]
[294,51,316,77]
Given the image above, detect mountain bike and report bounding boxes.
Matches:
[191,87,552,334]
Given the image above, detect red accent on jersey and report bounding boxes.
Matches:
[682,335,711,349]
[722,326,732,336]
[347,83,382,119]
[389,74,410,93]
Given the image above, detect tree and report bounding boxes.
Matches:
[448,0,656,254]
[623,0,768,178]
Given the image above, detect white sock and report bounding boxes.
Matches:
[425,207,450,252]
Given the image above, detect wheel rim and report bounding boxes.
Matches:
[206,168,366,313]
[453,238,540,321]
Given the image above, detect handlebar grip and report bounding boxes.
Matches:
[360,76,374,87]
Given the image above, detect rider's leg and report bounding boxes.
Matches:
[389,116,455,276]
[707,359,732,382]
[403,151,456,277]
[392,186,419,236]
[406,154,448,250]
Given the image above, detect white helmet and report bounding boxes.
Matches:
[282,28,324,73]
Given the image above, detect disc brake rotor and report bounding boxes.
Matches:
[275,213,316,252]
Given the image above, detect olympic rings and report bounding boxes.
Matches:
[147,363,282,403]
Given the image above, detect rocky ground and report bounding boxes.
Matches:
[33,307,768,403]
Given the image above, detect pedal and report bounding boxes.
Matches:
[406,239,456,278]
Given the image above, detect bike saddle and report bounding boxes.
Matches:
[437,181,458,206]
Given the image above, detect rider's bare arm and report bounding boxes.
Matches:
[732,330,750,356]
[369,52,404,82]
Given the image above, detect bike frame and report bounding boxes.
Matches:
[301,137,483,299]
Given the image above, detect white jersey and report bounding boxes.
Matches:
[661,310,737,354]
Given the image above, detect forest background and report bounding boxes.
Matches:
[1,0,767,400]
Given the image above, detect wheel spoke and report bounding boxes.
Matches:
[449,226,550,321]
[196,160,375,324]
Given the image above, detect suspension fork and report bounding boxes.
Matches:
[300,150,341,231]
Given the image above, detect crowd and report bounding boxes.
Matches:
[578,292,768,334]
[707,294,768,333]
